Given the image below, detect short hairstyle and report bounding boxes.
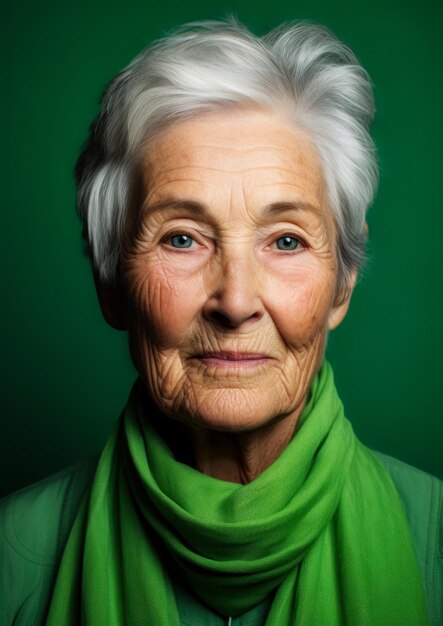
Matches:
[76,19,378,295]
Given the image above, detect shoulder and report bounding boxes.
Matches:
[372,450,442,533]
[0,456,98,562]
[0,457,98,625]
[372,450,443,626]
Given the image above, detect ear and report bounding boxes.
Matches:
[93,270,128,331]
[327,269,358,331]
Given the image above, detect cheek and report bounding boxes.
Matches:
[264,267,335,348]
[128,261,205,348]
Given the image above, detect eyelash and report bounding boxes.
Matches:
[272,233,305,252]
[163,231,200,249]
[162,231,307,252]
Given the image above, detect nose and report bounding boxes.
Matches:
[202,252,265,328]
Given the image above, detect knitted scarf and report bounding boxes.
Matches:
[45,362,428,625]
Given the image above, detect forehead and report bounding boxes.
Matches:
[141,107,328,212]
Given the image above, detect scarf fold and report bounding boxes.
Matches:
[45,362,428,625]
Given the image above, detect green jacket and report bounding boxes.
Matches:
[1,452,442,626]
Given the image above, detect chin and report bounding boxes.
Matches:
[177,389,285,433]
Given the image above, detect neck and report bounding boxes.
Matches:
[143,390,307,484]
[189,405,305,484]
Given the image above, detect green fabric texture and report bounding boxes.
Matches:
[45,362,428,625]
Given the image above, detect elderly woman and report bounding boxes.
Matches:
[1,19,441,626]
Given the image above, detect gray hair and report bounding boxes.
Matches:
[76,19,378,295]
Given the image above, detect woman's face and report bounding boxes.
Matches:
[117,108,353,432]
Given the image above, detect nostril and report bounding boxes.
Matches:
[209,310,238,327]
[206,306,263,329]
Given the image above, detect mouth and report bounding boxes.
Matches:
[193,351,272,369]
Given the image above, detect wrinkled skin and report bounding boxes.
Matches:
[98,107,355,483]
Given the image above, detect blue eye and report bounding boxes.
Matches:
[275,235,300,251]
[170,234,193,248]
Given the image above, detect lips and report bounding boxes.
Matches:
[198,351,269,360]
[193,351,272,370]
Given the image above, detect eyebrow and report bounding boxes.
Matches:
[142,198,210,216]
[263,200,323,217]
[142,197,322,218]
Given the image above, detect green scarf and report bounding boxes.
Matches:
[46,362,428,625]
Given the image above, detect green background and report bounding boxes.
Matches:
[1,0,442,498]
